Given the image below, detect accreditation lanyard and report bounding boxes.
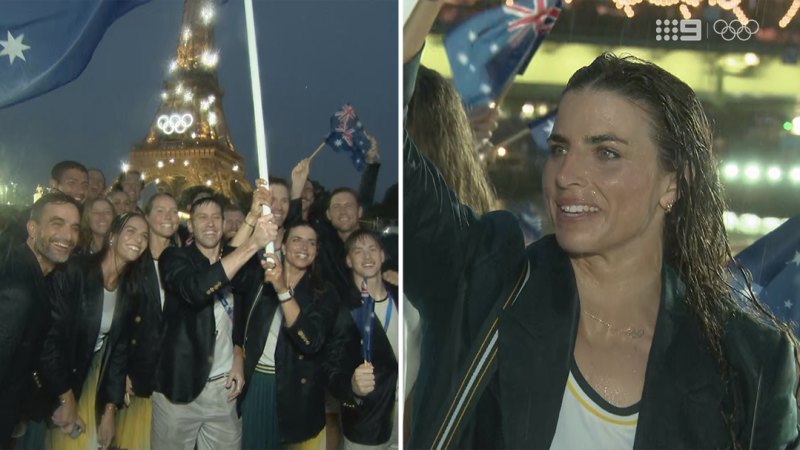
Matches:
[217,291,233,321]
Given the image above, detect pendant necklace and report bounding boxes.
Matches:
[582,310,646,339]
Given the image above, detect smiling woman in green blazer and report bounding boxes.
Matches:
[402,2,799,449]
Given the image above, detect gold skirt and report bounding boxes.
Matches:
[45,351,102,450]
[287,427,327,450]
[115,394,152,450]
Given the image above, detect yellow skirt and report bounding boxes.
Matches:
[287,427,326,450]
[45,351,102,450]
[115,394,152,450]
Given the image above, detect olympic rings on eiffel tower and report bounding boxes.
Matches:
[157,113,194,135]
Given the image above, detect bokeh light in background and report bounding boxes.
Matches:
[423,0,800,249]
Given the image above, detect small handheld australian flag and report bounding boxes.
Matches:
[444,0,562,109]
[325,103,373,171]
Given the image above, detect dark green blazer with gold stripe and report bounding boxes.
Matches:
[403,51,799,446]
[405,135,799,448]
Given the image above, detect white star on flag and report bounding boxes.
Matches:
[468,30,477,42]
[490,43,500,54]
[334,139,342,147]
[458,52,469,66]
[480,83,491,94]
[785,299,793,309]
[0,31,31,65]
[788,251,800,267]
[469,64,476,73]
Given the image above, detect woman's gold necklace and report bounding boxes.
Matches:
[582,310,645,339]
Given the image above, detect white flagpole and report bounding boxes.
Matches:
[244,0,275,257]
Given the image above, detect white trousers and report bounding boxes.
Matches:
[151,378,242,450]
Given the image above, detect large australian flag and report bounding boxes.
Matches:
[444,0,562,109]
[325,103,373,171]
[0,0,150,109]
[733,215,800,332]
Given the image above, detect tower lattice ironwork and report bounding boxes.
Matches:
[129,0,250,202]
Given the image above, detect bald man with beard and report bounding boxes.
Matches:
[0,192,80,447]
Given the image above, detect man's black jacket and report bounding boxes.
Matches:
[326,283,399,446]
[156,243,246,403]
[0,244,52,441]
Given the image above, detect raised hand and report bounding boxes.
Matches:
[249,179,272,216]
[261,253,286,292]
[366,134,380,164]
[382,270,398,286]
[468,104,500,146]
[291,158,312,200]
[252,214,279,249]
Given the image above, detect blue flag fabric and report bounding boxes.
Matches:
[444,0,562,109]
[733,215,800,332]
[350,278,374,363]
[0,0,150,109]
[528,109,557,153]
[325,103,372,171]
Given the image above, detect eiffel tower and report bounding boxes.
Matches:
[129,0,250,202]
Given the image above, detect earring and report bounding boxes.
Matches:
[664,202,674,213]
[109,238,114,246]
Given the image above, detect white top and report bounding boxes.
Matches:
[152,258,166,310]
[258,307,283,368]
[209,292,234,379]
[550,366,638,450]
[374,295,398,359]
[95,288,117,352]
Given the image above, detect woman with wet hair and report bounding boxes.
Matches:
[403,2,799,448]
[41,212,150,450]
[237,222,338,450]
[77,198,115,255]
[115,193,182,450]
[407,64,496,215]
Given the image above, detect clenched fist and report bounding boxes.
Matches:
[351,362,376,397]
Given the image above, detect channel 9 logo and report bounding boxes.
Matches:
[655,18,759,42]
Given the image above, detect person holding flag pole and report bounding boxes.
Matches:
[229,3,338,450]
[243,0,278,260]
[236,222,339,449]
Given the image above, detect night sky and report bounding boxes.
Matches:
[0,0,399,204]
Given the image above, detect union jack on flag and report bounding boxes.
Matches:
[325,103,372,171]
[335,124,355,146]
[506,1,560,45]
[335,104,357,125]
[444,0,562,109]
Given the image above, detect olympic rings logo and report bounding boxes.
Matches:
[712,19,759,41]
[157,113,194,135]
